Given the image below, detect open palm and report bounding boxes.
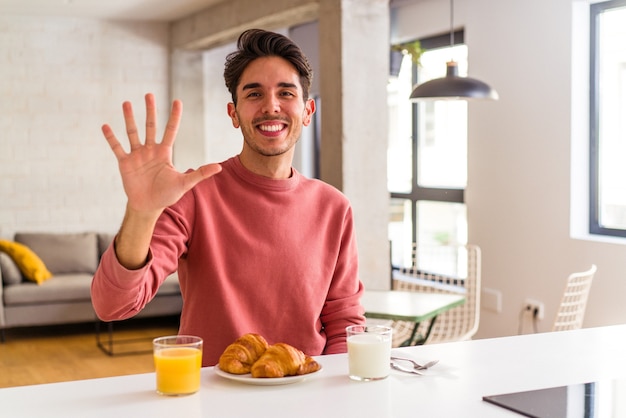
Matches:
[102,93,221,215]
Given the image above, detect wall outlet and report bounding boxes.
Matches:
[523,298,545,320]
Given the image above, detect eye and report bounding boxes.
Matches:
[280,91,296,98]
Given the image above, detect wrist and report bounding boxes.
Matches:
[114,204,161,270]
[124,203,162,225]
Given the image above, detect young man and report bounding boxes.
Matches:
[91,29,365,366]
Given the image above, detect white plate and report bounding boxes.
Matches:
[214,365,322,386]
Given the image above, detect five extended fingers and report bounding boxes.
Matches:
[101,94,221,211]
[102,93,221,184]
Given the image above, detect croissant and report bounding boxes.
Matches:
[218,333,269,374]
[250,343,321,378]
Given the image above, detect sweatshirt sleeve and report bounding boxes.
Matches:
[91,194,194,321]
[90,243,159,321]
[320,205,366,355]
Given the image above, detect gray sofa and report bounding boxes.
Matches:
[0,232,182,341]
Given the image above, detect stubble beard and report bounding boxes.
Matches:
[241,123,302,157]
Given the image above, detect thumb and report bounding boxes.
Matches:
[182,163,222,191]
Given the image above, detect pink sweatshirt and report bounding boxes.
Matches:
[91,156,365,366]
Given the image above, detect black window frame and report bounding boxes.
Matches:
[390,30,466,246]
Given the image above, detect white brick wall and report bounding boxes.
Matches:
[0,16,170,238]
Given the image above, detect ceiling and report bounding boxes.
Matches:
[0,0,228,21]
[0,0,419,22]
[0,1,415,23]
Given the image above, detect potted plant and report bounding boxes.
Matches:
[390,40,424,76]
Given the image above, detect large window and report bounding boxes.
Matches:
[590,0,626,237]
[388,32,468,268]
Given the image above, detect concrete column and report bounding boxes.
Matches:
[318,0,390,290]
[170,49,206,171]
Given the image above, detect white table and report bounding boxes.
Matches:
[362,289,465,345]
[2,325,626,417]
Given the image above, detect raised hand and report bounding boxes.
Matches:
[102,93,222,216]
[101,93,222,269]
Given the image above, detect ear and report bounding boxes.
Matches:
[227,102,240,128]
[302,98,315,127]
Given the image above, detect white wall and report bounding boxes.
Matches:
[394,0,626,338]
[0,16,170,238]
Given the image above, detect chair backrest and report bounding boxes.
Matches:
[392,244,481,345]
[551,265,597,332]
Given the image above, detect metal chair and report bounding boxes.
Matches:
[551,264,597,332]
[391,244,481,347]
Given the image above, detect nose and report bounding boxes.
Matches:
[261,94,280,113]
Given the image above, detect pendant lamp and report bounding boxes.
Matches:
[409,0,498,101]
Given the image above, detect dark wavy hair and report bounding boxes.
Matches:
[224,29,313,105]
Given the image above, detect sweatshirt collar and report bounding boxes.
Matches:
[227,156,300,191]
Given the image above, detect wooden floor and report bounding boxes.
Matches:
[0,316,179,388]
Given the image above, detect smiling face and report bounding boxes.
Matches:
[227,56,315,165]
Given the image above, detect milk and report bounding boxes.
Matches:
[347,328,392,381]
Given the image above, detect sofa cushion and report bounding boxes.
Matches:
[3,273,94,305]
[0,251,24,285]
[0,240,53,285]
[15,232,99,275]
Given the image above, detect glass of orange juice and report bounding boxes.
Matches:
[153,335,203,396]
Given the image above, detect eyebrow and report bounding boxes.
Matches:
[241,82,299,91]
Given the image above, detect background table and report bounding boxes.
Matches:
[361,289,465,345]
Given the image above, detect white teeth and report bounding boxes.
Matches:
[259,124,283,132]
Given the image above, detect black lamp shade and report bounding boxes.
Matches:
[409,61,499,101]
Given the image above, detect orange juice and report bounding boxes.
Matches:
[154,347,202,395]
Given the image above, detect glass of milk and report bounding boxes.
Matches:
[346,325,392,381]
